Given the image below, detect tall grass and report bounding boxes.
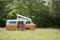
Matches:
[0,28,60,40]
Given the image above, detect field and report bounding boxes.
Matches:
[0,28,60,40]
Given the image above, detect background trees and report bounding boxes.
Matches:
[0,0,60,28]
[52,0,60,27]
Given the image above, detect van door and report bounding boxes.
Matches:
[17,21,24,30]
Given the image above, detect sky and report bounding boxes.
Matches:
[44,0,52,5]
[45,0,49,2]
[42,0,49,5]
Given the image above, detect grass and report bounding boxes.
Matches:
[0,28,60,40]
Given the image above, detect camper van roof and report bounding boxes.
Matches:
[7,20,17,21]
[17,14,31,21]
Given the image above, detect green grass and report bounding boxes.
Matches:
[0,28,60,40]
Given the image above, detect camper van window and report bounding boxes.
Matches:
[18,21,24,24]
[26,21,31,24]
[9,21,16,24]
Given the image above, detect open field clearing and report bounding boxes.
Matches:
[0,28,60,40]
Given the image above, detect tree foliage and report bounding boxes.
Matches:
[0,0,60,28]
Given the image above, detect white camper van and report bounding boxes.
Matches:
[6,14,36,30]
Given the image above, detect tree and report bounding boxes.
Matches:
[0,0,12,27]
[51,0,60,27]
[8,0,52,27]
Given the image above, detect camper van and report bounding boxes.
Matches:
[6,14,36,30]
